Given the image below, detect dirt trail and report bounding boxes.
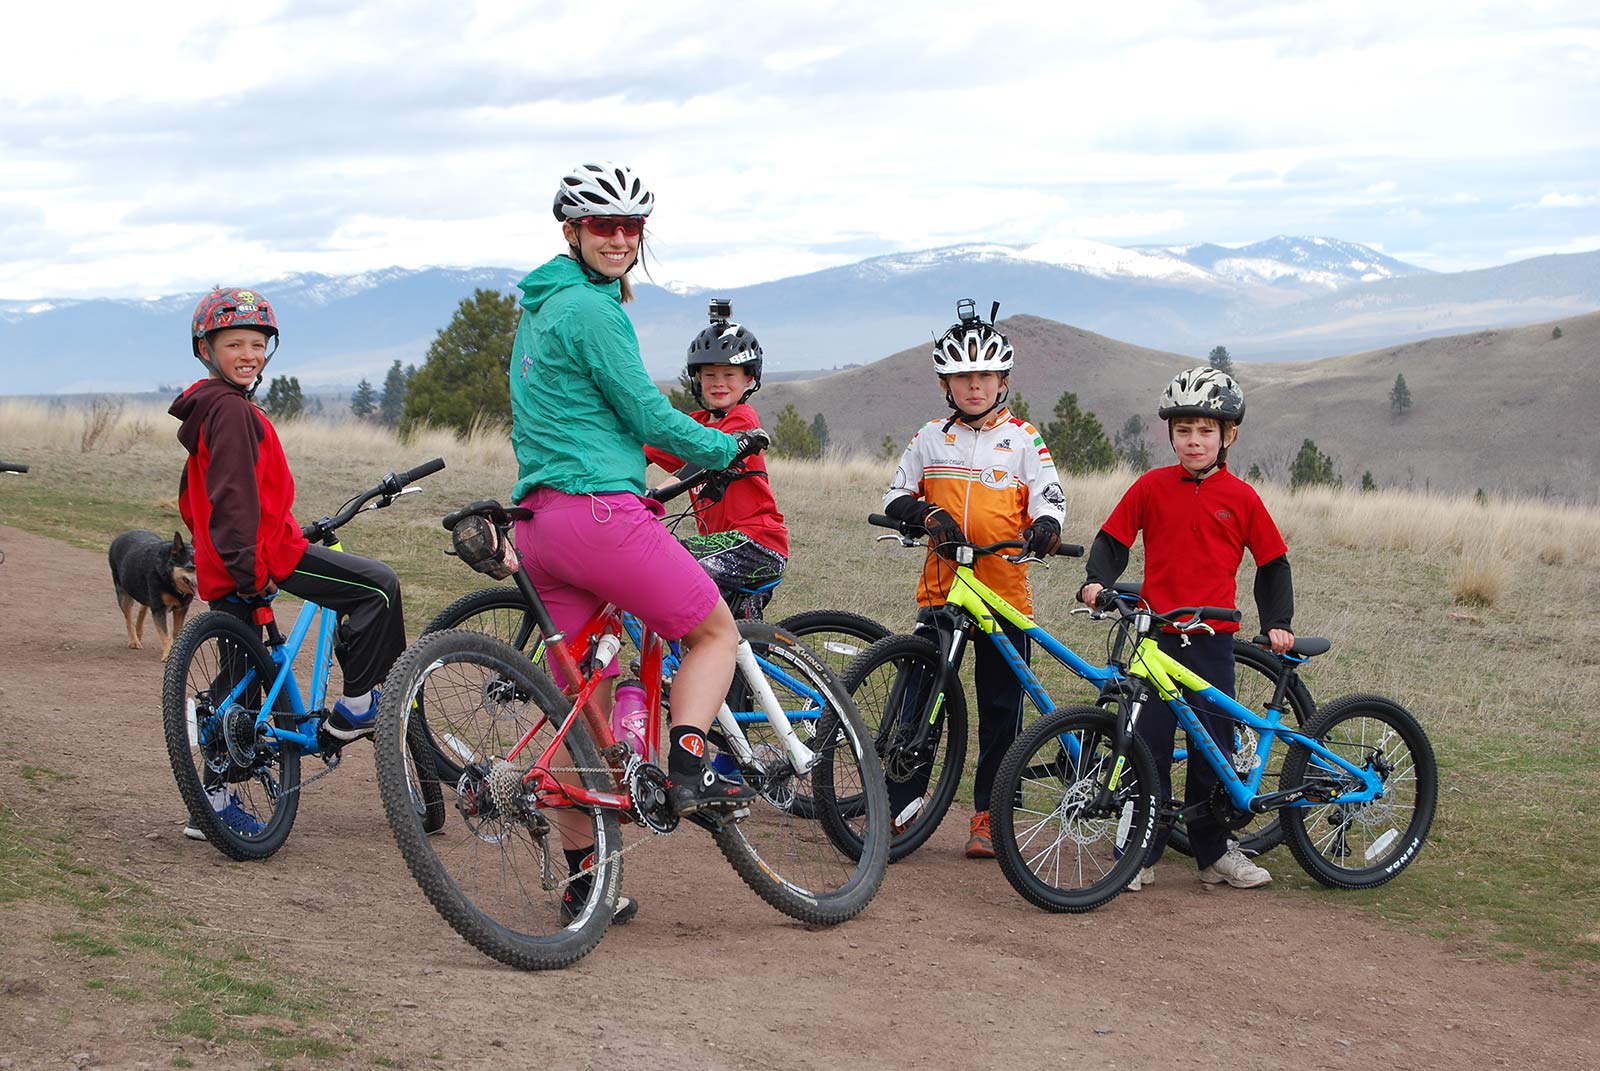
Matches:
[1,524,1594,1070]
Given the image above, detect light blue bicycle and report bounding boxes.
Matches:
[160,459,445,860]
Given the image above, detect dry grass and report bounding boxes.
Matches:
[4,399,1599,969]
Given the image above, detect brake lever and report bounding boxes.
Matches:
[359,486,423,512]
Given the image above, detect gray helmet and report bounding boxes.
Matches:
[552,161,655,221]
[686,302,763,409]
[1158,366,1245,424]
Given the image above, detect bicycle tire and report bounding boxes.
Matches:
[775,609,891,680]
[1280,692,1437,890]
[991,705,1158,913]
[424,585,540,653]
[1165,639,1317,858]
[840,633,967,862]
[374,629,622,970]
[711,622,889,926]
[161,612,301,861]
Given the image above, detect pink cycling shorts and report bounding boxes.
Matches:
[513,488,721,682]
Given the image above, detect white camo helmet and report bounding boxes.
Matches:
[552,162,656,221]
[931,298,1014,375]
[1158,366,1246,425]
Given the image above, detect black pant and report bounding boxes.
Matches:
[887,613,1030,816]
[1137,630,1236,869]
[211,544,406,697]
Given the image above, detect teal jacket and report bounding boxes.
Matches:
[509,256,739,502]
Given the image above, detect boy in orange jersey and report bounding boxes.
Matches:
[883,299,1065,858]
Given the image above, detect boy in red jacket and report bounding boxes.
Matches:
[644,301,788,621]
[1079,366,1295,891]
[170,288,407,837]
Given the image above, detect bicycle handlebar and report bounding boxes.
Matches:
[867,513,1085,558]
[0,461,28,474]
[646,430,770,506]
[1093,589,1242,627]
[302,457,446,543]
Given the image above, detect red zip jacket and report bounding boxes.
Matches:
[169,378,308,601]
[643,403,789,556]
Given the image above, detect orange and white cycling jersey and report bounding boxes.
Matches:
[884,406,1066,615]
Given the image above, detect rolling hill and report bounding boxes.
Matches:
[758,310,1600,503]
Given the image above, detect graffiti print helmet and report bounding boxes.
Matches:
[190,287,279,364]
[1158,366,1245,425]
[551,161,656,221]
[931,298,1013,375]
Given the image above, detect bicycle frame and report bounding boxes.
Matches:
[1124,638,1383,810]
[494,598,825,816]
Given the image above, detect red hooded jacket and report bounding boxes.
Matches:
[169,378,308,601]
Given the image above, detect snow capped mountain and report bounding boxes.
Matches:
[853,239,1214,284]
[1138,236,1427,289]
[2,237,1588,395]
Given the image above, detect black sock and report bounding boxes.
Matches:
[668,726,708,778]
[565,847,592,901]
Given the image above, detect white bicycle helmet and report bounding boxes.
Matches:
[931,298,1013,375]
[1158,366,1245,425]
[552,162,656,221]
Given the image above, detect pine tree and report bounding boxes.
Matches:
[402,289,518,435]
[351,378,376,419]
[1043,391,1116,475]
[667,369,697,413]
[1207,346,1234,376]
[1289,439,1340,490]
[882,435,901,460]
[1390,373,1412,416]
[1360,471,1377,493]
[379,361,410,427]
[1009,392,1031,423]
[262,376,303,419]
[1246,463,1264,483]
[1113,414,1151,471]
[810,413,830,453]
[770,403,820,459]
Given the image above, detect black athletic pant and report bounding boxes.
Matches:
[1137,630,1236,870]
[212,544,406,697]
[970,616,1030,814]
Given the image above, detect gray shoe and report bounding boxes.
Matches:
[1199,847,1272,888]
[1125,866,1157,891]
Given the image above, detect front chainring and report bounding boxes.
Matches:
[629,762,678,833]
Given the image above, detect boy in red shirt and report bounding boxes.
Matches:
[1079,366,1295,890]
[644,302,788,621]
[170,288,408,837]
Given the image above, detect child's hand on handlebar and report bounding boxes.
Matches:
[732,428,770,459]
[1022,517,1061,557]
[1078,582,1105,609]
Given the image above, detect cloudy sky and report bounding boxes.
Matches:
[3,0,1597,300]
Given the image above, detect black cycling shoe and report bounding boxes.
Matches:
[560,889,638,926]
[668,765,758,816]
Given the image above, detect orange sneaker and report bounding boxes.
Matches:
[965,810,996,858]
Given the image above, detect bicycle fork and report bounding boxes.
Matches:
[713,639,817,774]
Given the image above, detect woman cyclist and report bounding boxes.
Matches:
[508,163,767,898]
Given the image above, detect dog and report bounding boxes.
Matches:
[109,530,197,661]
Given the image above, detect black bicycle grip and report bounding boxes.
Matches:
[1194,607,1243,622]
[398,457,446,486]
[0,461,28,474]
[867,513,900,530]
[1055,543,1085,557]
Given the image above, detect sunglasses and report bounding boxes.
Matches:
[573,215,646,238]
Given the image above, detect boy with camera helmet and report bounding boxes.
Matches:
[1079,366,1295,890]
[883,299,1066,858]
[644,300,789,621]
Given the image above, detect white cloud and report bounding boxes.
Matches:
[1,0,1598,296]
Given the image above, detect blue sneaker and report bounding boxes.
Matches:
[325,687,381,741]
[185,790,265,840]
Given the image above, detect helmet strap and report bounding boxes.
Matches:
[942,381,1009,431]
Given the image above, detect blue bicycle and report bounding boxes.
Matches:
[160,459,445,860]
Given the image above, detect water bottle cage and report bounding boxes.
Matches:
[450,514,520,580]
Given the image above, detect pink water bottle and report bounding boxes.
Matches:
[610,679,650,758]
